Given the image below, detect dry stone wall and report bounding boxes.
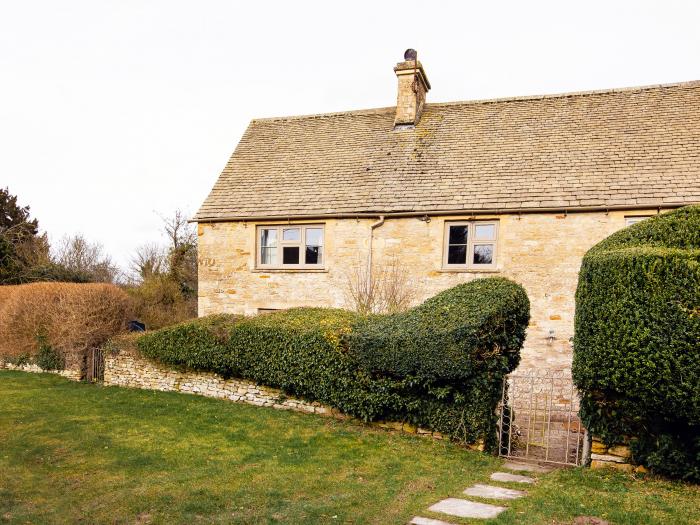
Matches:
[104,349,460,445]
[0,359,81,381]
[589,437,644,473]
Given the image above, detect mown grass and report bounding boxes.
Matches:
[1,371,699,525]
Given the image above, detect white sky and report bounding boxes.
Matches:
[2,0,699,268]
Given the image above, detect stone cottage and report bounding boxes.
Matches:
[193,51,700,372]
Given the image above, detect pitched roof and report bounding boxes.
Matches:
[194,81,700,221]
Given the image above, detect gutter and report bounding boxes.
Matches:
[191,202,686,223]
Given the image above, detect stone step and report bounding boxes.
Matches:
[428,498,507,519]
[503,460,554,473]
[490,471,536,484]
[463,483,526,500]
[409,517,458,525]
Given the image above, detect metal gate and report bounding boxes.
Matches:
[497,371,586,466]
[86,347,104,382]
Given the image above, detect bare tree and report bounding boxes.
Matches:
[344,255,416,315]
[53,234,120,283]
[129,243,165,283]
[375,256,416,314]
[160,209,196,250]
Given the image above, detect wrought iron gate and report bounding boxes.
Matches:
[497,371,586,466]
[86,347,104,382]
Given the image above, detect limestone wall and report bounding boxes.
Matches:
[103,349,457,443]
[0,359,81,381]
[104,349,330,414]
[198,209,663,371]
[590,437,647,473]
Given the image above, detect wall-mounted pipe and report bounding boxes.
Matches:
[367,215,386,296]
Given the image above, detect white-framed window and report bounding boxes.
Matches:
[256,224,324,269]
[443,221,498,270]
[625,216,651,226]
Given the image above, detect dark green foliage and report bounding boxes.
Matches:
[0,187,51,285]
[573,205,700,481]
[136,278,530,445]
[35,332,64,371]
[348,278,528,382]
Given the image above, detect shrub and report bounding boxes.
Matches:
[347,278,529,443]
[0,282,133,374]
[35,331,64,371]
[135,277,530,446]
[573,205,700,481]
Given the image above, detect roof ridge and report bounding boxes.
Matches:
[251,79,700,123]
[430,79,700,108]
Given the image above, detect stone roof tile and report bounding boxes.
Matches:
[195,81,700,221]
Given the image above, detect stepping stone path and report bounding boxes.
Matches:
[463,483,525,500]
[410,461,549,524]
[490,471,536,484]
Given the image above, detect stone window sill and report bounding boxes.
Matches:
[251,268,329,274]
[438,267,502,274]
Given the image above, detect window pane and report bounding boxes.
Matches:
[283,246,300,264]
[625,217,648,226]
[305,246,322,265]
[260,229,277,247]
[473,244,494,264]
[261,247,276,265]
[306,228,324,246]
[283,228,300,241]
[448,225,468,245]
[447,245,467,265]
[474,224,495,240]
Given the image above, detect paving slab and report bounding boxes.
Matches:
[490,471,536,484]
[463,483,526,500]
[409,517,458,525]
[503,460,553,473]
[428,498,506,519]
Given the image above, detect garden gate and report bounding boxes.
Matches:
[86,347,104,382]
[497,371,587,466]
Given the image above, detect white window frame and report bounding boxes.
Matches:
[625,216,651,226]
[442,221,499,270]
[256,224,325,269]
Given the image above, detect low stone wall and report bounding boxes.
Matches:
[590,436,647,473]
[1,359,81,381]
[104,349,464,445]
[105,350,332,415]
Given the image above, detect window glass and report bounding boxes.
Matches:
[260,228,277,247]
[473,244,494,264]
[304,228,324,265]
[625,216,649,226]
[283,246,300,264]
[305,246,322,265]
[448,225,468,245]
[283,228,300,241]
[306,228,323,246]
[261,247,276,264]
[448,245,467,265]
[474,224,495,240]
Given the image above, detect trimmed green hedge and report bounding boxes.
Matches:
[135,277,530,446]
[573,206,700,481]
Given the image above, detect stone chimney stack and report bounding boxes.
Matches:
[394,49,431,128]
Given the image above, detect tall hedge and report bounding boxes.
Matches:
[135,277,529,446]
[573,206,700,480]
[0,282,132,373]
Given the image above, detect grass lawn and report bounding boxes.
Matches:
[0,371,698,525]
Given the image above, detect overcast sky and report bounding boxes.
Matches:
[2,0,699,268]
